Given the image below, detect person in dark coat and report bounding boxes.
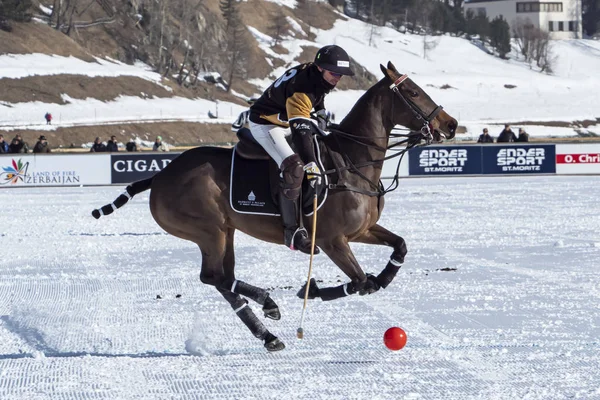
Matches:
[9,137,27,153]
[33,135,51,153]
[90,137,107,152]
[106,135,119,152]
[516,128,529,142]
[497,124,517,143]
[0,134,8,153]
[126,139,138,152]
[44,112,53,125]
[477,128,494,143]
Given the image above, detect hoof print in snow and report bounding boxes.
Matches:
[156,295,162,299]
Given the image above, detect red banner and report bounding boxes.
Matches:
[556,154,600,164]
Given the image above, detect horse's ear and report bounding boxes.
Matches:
[387,61,399,74]
[380,64,392,80]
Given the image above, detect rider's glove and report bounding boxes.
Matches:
[303,162,322,188]
[315,109,329,131]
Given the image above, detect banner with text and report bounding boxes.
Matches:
[0,154,110,187]
[111,153,181,183]
[556,144,600,174]
[408,146,482,175]
[482,145,556,174]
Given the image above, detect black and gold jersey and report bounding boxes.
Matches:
[249,63,331,127]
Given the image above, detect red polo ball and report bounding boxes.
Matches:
[384,327,407,351]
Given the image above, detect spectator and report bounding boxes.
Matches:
[153,136,169,152]
[33,135,51,153]
[477,128,494,143]
[516,128,529,142]
[0,134,8,153]
[9,137,27,153]
[126,139,138,152]
[44,112,53,125]
[106,135,119,152]
[90,137,107,152]
[497,124,517,143]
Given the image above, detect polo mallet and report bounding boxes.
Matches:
[296,189,319,339]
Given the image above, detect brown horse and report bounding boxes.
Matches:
[92,62,458,352]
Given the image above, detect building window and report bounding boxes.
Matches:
[549,21,554,31]
[568,21,575,31]
[517,2,563,13]
[558,21,564,31]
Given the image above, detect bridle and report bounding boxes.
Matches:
[322,74,445,197]
[389,74,444,144]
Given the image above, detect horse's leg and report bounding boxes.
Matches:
[352,223,407,289]
[220,228,281,320]
[298,236,376,301]
[199,230,284,352]
[216,288,284,352]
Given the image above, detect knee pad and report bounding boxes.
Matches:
[280,154,304,200]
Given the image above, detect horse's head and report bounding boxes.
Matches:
[380,62,457,141]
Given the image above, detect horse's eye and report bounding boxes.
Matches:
[409,90,418,98]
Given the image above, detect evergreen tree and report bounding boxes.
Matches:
[0,0,32,22]
[490,15,511,58]
[582,0,600,36]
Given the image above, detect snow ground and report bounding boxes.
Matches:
[1,176,599,399]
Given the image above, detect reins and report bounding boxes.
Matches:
[316,73,443,198]
[321,127,430,197]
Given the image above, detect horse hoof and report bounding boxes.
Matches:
[296,278,320,299]
[264,336,285,352]
[359,274,380,296]
[263,297,281,320]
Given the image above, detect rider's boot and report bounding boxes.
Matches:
[279,191,319,255]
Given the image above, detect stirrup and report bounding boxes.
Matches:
[286,227,320,255]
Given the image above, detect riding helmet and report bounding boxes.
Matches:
[314,45,355,76]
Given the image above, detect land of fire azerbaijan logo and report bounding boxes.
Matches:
[1,159,29,185]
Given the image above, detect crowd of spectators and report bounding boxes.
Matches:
[478,124,529,144]
[89,136,169,152]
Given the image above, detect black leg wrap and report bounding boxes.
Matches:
[233,299,268,340]
[319,283,355,301]
[376,261,402,289]
[227,280,269,305]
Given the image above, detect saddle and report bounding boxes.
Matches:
[230,128,328,216]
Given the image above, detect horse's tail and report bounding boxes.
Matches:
[91,177,153,219]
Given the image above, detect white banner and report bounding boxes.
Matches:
[381,148,410,179]
[556,144,600,174]
[0,154,111,187]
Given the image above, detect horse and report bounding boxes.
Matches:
[92,62,458,352]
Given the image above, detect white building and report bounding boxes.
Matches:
[464,0,583,39]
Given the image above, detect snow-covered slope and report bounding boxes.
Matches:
[1,13,599,140]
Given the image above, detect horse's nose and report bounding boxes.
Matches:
[446,119,458,139]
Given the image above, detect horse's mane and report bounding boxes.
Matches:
[338,78,388,134]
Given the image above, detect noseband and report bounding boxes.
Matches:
[389,74,443,143]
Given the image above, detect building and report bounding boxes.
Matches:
[464,0,582,39]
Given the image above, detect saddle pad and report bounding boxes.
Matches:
[230,148,280,216]
[230,145,330,217]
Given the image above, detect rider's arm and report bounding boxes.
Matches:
[286,93,318,165]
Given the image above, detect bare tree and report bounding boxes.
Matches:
[513,18,556,73]
[269,10,289,47]
[224,15,250,92]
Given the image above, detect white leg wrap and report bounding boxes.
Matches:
[110,203,117,211]
[234,302,247,313]
[390,258,402,267]
[231,280,238,293]
[343,283,349,296]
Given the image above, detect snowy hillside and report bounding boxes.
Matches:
[1,13,599,140]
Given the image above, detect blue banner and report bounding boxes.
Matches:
[482,145,556,174]
[409,146,482,175]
